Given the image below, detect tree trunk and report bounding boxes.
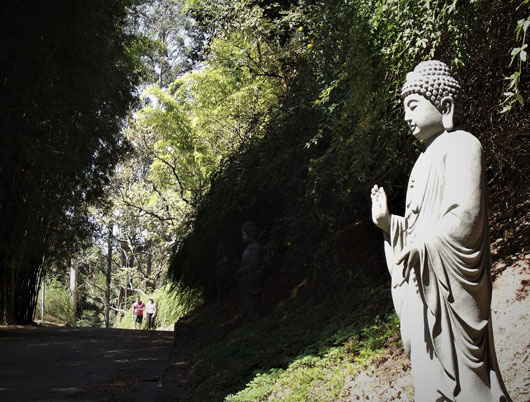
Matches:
[147,244,152,277]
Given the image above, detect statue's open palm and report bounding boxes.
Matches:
[370,185,390,233]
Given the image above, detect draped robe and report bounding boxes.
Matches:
[383,130,510,401]
[236,241,262,321]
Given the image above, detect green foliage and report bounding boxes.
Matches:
[227,315,400,402]
[105,29,286,310]
[150,282,203,328]
[77,309,104,328]
[116,305,135,330]
[115,282,202,329]
[73,0,205,329]
[164,0,530,399]
[37,279,74,326]
[0,0,146,323]
[369,0,480,67]
[128,0,196,87]
[132,32,284,206]
[501,0,530,112]
[177,282,397,401]
[169,0,530,300]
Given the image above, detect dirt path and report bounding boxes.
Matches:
[0,326,179,402]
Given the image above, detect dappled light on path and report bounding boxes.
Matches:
[0,327,176,402]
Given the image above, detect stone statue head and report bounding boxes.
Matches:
[401,60,462,138]
[241,221,258,243]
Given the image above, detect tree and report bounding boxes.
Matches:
[128,0,198,88]
[167,0,530,300]
[0,0,145,323]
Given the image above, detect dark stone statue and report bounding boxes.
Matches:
[215,243,230,302]
[235,221,262,321]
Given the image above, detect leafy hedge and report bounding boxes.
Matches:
[163,2,530,400]
[169,0,530,297]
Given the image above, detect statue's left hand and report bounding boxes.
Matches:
[395,244,420,287]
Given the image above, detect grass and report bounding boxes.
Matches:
[174,275,401,402]
[36,278,74,326]
[116,282,203,330]
[224,314,401,402]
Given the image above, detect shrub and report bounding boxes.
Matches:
[36,278,74,326]
[116,282,202,330]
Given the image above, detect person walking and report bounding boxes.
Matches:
[146,297,157,330]
[132,296,146,330]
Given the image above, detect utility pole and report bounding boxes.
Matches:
[105,225,112,328]
[40,279,45,324]
[69,258,78,327]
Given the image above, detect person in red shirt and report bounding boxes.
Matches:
[132,296,146,329]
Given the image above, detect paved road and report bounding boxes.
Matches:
[0,326,179,402]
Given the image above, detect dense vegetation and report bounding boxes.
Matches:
[1,0,529,398]
[0,0,145,323]
[164,0,530,400]
[169,0,530,298]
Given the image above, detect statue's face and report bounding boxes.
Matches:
[404,94,444,141]
[241,230,249,243]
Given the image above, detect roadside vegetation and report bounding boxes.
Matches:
[116,282,202,330]
[174,281,402,402]
[36,279,74,327]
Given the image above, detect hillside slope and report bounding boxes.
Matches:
[335,252,530,401]
[168,247,529,401]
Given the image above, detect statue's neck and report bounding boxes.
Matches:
[424,130,447,148]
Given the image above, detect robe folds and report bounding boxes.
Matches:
[383,130,510,401]
[236,241,262,321]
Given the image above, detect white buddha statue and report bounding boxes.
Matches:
[371,60,510,402]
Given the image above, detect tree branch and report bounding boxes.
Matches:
[119,189,178,223]
[85,294,127,314]
[139,130,193,206]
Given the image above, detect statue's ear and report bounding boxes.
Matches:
[440,96,454,131]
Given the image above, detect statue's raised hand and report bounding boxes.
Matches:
[370,185,390,233]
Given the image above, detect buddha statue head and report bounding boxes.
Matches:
[401,60,462,141]
[241,221,258,244]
